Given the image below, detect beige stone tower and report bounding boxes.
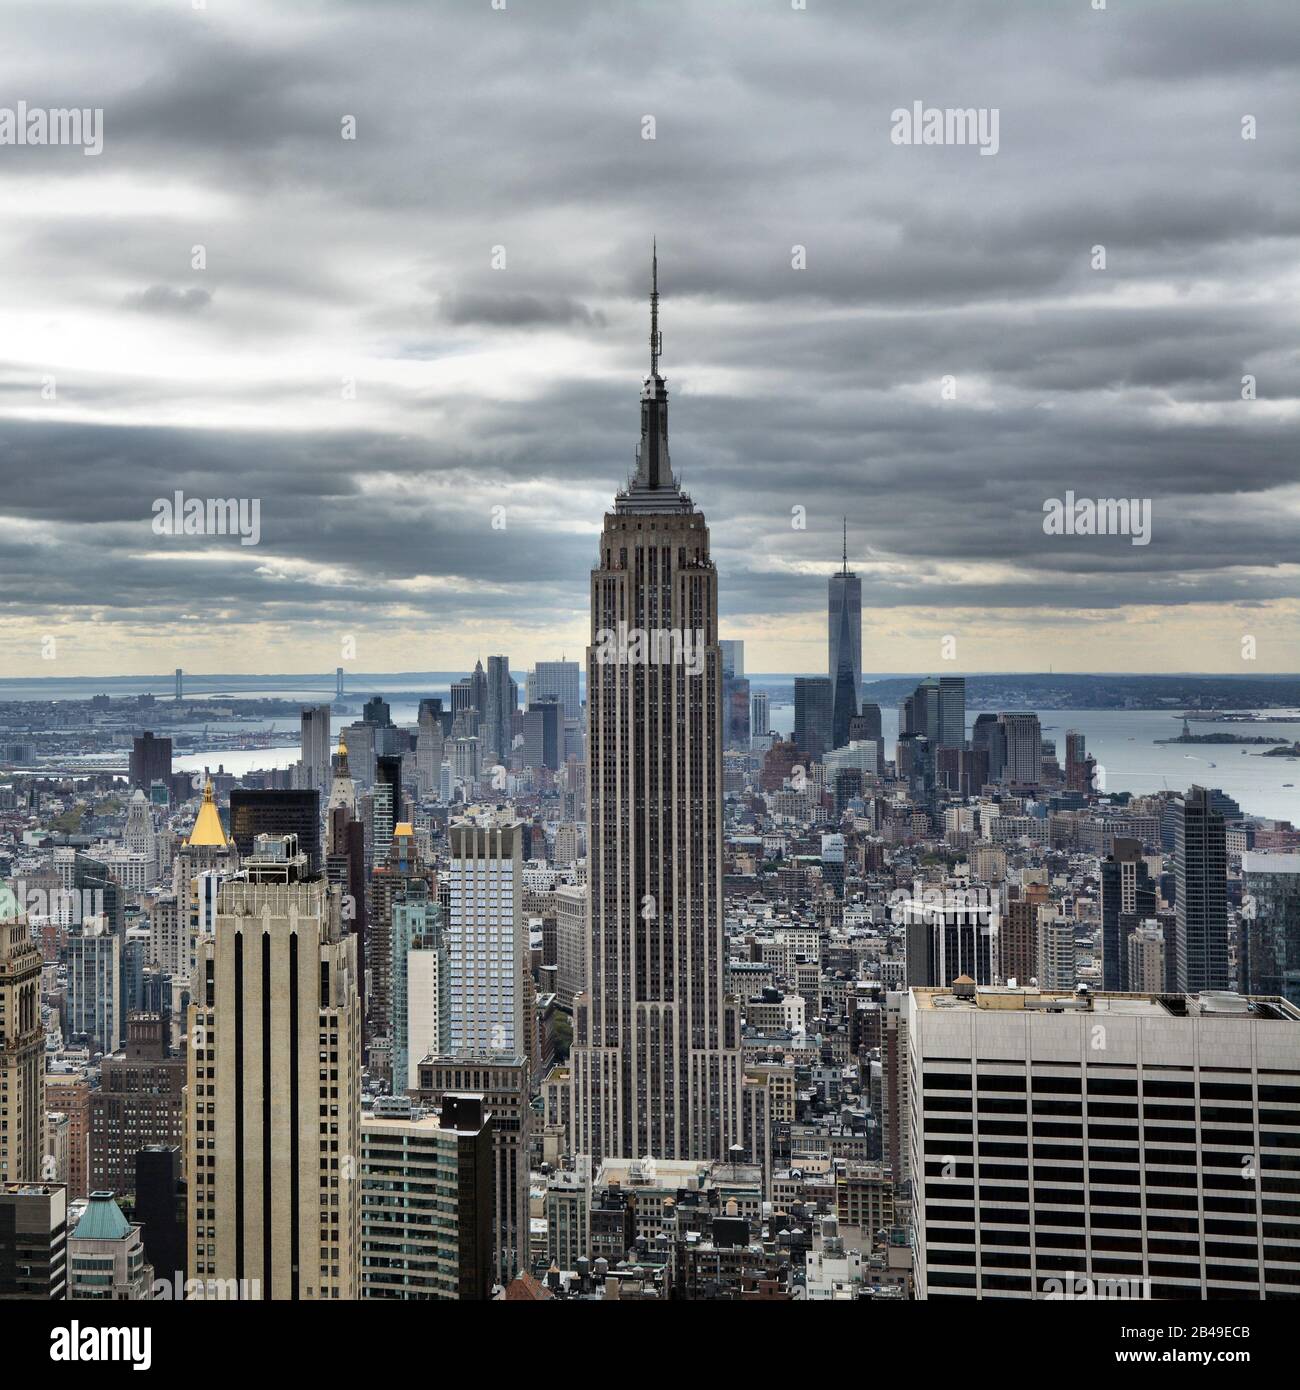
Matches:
[0,915,44,1182]
[186,835,360,1299]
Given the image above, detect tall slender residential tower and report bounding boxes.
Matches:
[446,820,524,1056]
[481,657,516,770]
[828,518,862,750]
[571,250,743,1163]
[1175,784,1229,993]
[299,704,332,797]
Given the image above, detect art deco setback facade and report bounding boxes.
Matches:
[186,843,361,1299]
[571,258,743,1165]
[0,919,43,1184]
[910,985,1300,1300]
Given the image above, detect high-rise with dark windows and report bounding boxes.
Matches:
[482,656,516,769]
[228,789,321,874]
[129,732,172,791]
[1174,784,1229,993]
[522,698,561,772]
[794,677,834,764]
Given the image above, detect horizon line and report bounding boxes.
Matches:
[1,670,1298,684]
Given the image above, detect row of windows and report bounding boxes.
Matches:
[924,1070,1300,1104]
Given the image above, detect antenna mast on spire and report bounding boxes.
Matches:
[842,516,848,574]
[650,238,662,376]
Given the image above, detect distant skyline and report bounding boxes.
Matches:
[2,667,1297,696]
[2,0,1297,677]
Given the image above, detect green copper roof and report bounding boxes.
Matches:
[74,1192,132,1241]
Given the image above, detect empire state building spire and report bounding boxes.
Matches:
[618,244,687,513]
[572,249,743,1166]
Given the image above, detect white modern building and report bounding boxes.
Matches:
[447,819,524,1055]
[909,984,1300,1300]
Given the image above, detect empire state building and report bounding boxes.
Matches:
[571,252,743,1163]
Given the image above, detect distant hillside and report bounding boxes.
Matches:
[751,673,1300,711]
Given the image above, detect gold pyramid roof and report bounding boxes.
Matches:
[185,781,228,848]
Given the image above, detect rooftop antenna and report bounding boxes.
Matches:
[649,238,662,376]
[841,516,848,575]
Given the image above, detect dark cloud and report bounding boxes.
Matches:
[123,285,213,314]
[440,292,607,329]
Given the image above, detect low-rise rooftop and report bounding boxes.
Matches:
[914,985,1299,1021]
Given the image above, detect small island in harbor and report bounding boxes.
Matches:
[1156,732,1291,745]
[1156,719,1294,746]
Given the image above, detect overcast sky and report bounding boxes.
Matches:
[1,0,1296,679]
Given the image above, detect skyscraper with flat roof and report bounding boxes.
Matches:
[522,698,560,772]
[228,789,321,874]
[416,700,445,796]
[530,661,581,720]
[68,920,122,1057]
[937,676,965,749]
[909,984,1300,1301]
[1175,784,1229,993]
[299,704,332,798]
[1064,729,1088,792]
[719,639,744,680]
[751,689,770,739]
[1241,852,1300,1006]
[0,1181,67,1297]
[794,676,833,764]
[1127,921,1166,993]
[972,712,1006,782]
[720,641,750,751]
[448,820,524,1056]
[998,711,1042,785]
[417,1055,530,1286]
[129,732,172,791]
[359,1095,493,1300]
[391,879,446,1096]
